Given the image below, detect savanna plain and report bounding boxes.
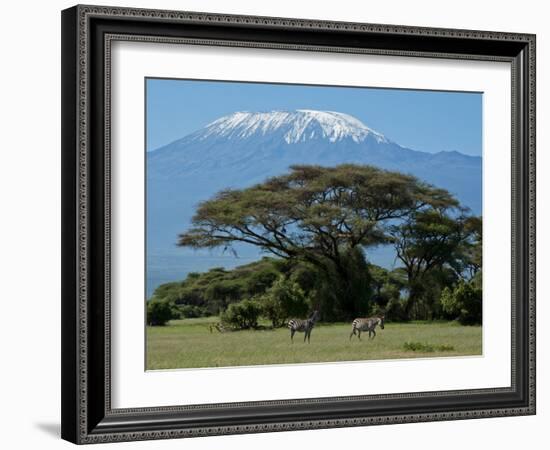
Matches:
[147,318,481,370]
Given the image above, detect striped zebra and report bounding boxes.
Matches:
[288,310,320,343]
[349,315,385,341]
[208,322,226,333]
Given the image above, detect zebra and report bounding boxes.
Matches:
[208,322,226,333]
[288,310,320,343]
[349,315,385,341]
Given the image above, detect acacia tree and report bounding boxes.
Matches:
[461,215,482,279]
[389,209,480,319]
[178,164,457,318]
[369,264,406,314]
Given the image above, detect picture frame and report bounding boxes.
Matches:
[61,4,536,444]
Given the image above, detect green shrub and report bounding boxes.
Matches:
[441,280,482,325]
[404,341,455,352]
[178,304,208,318]
[221,299,263,329]
[259,295,286,328]
[259,276,309,327]
[147,300,174,326]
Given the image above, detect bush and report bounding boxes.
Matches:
[441,280,482,325]
[221,299,263,329]
[147,300,174,326]
[259,276,309,327]
[259,295,286,328]
[178,304,208,318]
[404,342,455,352]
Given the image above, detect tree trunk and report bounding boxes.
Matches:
[405,281,422,320]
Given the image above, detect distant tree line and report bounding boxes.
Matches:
[148,164,482,328]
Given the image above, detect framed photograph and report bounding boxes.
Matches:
[61,4,536,444]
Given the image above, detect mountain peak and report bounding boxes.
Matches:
[193,109,388,144]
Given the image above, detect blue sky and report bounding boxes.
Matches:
[146,78,482,156]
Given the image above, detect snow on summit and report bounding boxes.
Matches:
[195,110,389,144]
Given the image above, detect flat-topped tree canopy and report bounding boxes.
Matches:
[178,164,459,272]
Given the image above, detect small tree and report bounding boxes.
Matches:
[147,299,174,326]
[389,208,475,319]
[441,279,482,325]
[259,276,309,327]
[221,299,263,329]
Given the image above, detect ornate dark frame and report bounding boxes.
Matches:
[61,4,536,444]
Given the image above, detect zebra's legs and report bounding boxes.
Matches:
[350,328,356,340]
[307,330,312,343]
[290,329,295,343]
[358,330,362,341]
[304,332,308,343]
[370,329,376,339]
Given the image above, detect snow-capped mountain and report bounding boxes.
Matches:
[146,109,482,295]
[147,109,481,207]
[190,110,388,144]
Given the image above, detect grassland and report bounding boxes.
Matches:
[146,317,482,370]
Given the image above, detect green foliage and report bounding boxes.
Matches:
[406,267,459,321]
[462,216,482,277]
[221,299,263,329]
[403,341,455,352]
[147,299,176,326]
[369,265,405,316]
[441,279,482,325]
[204,279,246,311]
[246,266,280,296]
[323,246,373,320]
[258,276,309,327]
[151,258,281,315]
[390,209,481,320]
[150,281,186,303]
[178,304,208,318]
[384,296,409,322]
[178,164,459,320]
[151,164,483,323]
[180,163,457,255]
